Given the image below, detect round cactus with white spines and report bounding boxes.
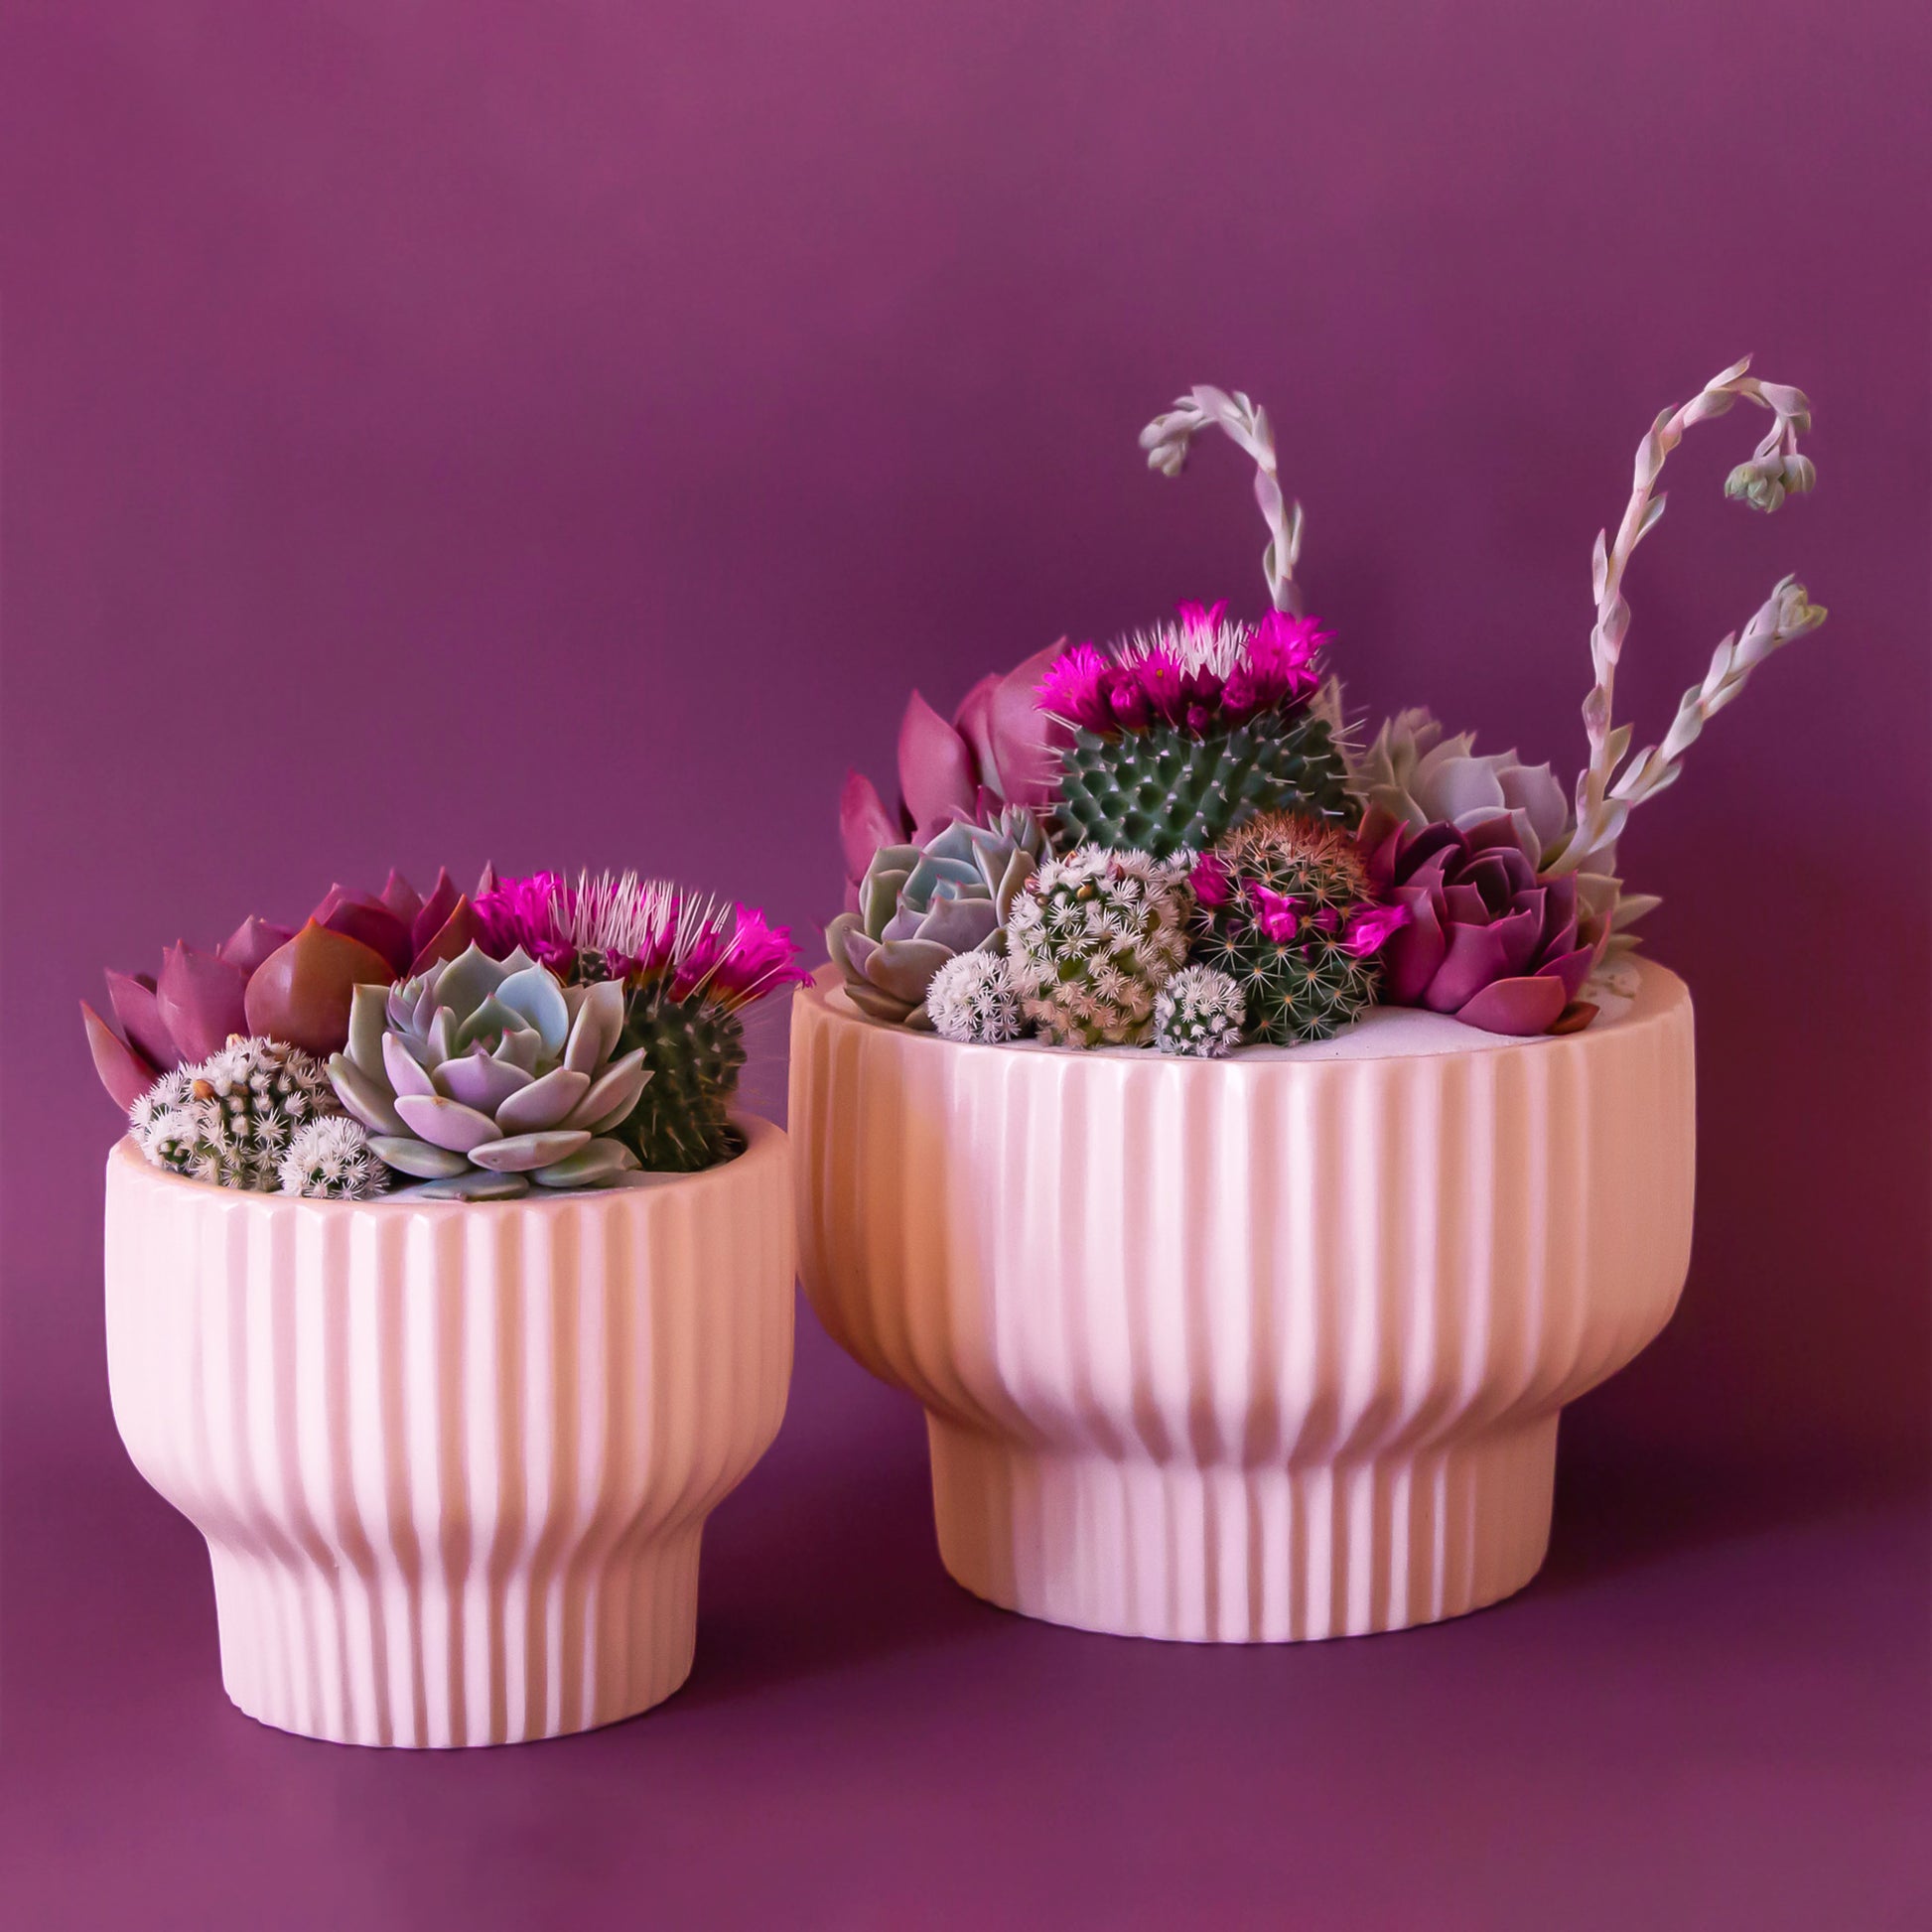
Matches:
[926,949,1025,1043]
[1153,964,1246,1058]
[129,1037,339,1190]
[1006,847,1191,1048]
[279,1115,389,1199]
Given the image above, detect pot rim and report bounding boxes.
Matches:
[106,1110,784,1214]
[800,960,1687,1068]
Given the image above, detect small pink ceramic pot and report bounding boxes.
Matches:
[791,966,1695,1641]
[104,1118,793,1745]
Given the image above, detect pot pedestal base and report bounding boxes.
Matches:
[207,1526,704,1747]
[927,1416,1558,1642]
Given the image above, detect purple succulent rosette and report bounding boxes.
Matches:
[837,644,1068,911]
[1360,808,1597,1036]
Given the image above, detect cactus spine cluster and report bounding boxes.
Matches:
[1054,707,1351,860]
[279,1115,388,1199]
[1153,964,1246,1057]
[925,949,1025,1043]
[1191,813,1384,1043]
[130,1035,340,1189]
[616,990,747,1172]
[1006,847,1191,1047]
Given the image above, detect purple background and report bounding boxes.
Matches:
[3,3,1927,1925]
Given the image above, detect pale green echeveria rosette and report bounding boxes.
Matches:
[1356,710,1571,863]
[826,807,1044,1029]
[1356,709,1646,956]
[328,943,650,1200]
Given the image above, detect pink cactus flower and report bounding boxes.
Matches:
[1340,900,1411,959]
[1188,850,1234,908]
[1248,883,1302,943]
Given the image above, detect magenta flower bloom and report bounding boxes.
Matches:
[488,871,807,1010]
[1034,642,1110,734]
[1035,602,1329,741]
[672,903,808,1006]
[1340,901,1412,959]
[1360,808,1597,1035]
[1249,884,1302,942]
[474,870,577,972]
[1188,850,1234,908]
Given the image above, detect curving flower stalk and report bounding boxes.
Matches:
[1139,386,1305,616]
[1544,357,1826,879]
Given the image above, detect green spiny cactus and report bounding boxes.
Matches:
[1192,813,1384,1043]
[1054,708,1351,859]
[1007,847,1191,1047]
[618,989,747,1171]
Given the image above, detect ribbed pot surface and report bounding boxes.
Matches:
[105,1118,794,1744]
[791,967,1694,1641]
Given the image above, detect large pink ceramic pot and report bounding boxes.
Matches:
[791,965,1694,1641]
[104,1119,793,1745]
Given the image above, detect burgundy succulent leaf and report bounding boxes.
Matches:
[243,920,395,1057]
[378,869,424,927]
[217,915,296,976]
[410,869,466,957]
[839,771,899,911]
[83,870,454,1109]
[155,943,250,1062]
[410,895,481,975]
[1361,807,1597,1036]
[314,885,416,975]
[81,1002,160,1111]
[105,969,178,1070]
[842,645,1071,898]
[897,691,981,834]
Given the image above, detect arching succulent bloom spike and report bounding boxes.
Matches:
[1140,385,1305,616]
[1542,357,1826,883]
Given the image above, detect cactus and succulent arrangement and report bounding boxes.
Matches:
[89,864,802,1197]
[827,360,1825,1055]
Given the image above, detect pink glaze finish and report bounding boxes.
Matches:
[791,966,1695,1641]
[103,1119,794,1745]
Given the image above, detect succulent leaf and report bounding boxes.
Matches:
[531,1140,640,1188]
[243,921,394,1058]
[828,808,1046,1029]
[469,1130,593,1173]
